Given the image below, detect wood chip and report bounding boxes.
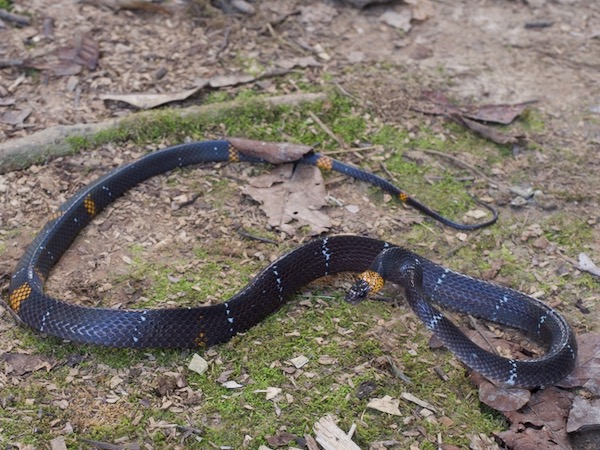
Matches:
[401,392,437,413]
[314,415,360,450]
[188,354,209,375]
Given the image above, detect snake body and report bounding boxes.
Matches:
[7,139,576,387]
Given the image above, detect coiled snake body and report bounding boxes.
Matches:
[7,139,576,388]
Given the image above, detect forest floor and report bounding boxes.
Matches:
[1,1,599,449]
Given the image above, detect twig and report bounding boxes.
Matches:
[325,145,380,155]
[332,81,360,101]
[215,26,231,57]
[173,193,201,210]
[468,316,500,356]
[0,59,25,69]
[385,355,413,384]
[237,229,279,245]
[418,148,500,188]
[308,111,346,148]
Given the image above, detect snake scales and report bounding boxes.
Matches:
[7,139,576,388]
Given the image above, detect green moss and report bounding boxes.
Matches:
[543,214,592,253]
[519,108,546,133]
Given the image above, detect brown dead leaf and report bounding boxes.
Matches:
[497,387,573,449]
[367,395,402,416]
[266,431,297,447]
[481,259,503,281]
[100,87,202,110]
[208,74,256,88]
[578,253,600,277]
[1,352,56,375]
[380,10,412,32]
[227,138,312,164]
[474,374,531,412]
[556,333,600,389]
[100,68,295,109]
[242,164,331,236]
[276,56,320,70]
[567,396,600,433]
[414,91,529,144]
[0,108,32,126]
[463,101,537,125]
[25,33,99,76]
[454,115,520,145]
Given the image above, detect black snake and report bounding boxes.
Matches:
[7,139,577,388]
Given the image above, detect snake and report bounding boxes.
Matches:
[6,139,576,388]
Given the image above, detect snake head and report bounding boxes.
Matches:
[346,270,385,304]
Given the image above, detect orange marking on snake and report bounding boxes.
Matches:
[316,155,333,171]
[228,145,240,162]
[359,270,385,295]
[9,283,32,312]
[84,195,97,217]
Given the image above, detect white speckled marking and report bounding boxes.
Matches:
[426,313,444,330]
[506,359,518,386]
[321,238,332,275]
[40,311,51,332]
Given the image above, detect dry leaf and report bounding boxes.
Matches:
[367,395,402,416]
[0,108,32,126]
[266,431,297,448]
[25,33,99,76]
[1,353,55,375]
[209,74,256,88]
[380,10,412,32]
[463,101,537,125]
[578,253,600,277]
[254,387,282,401]
[276,56,320,70]
[49,437,68,450]
[242,164,331,236]
[227,137,312,164]
[497,387,573,449]
[566,396,600,433]
[100,87,202,110]
[289,355,309,368]
[476,375,531,412]
[455,115,519,145]
[557,333,600,389]
[400,392,437,412]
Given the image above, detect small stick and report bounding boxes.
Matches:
[385,356,413,384]
[469,316,500,356]
[215,26,231,57]
[237,229,278,245]
[308,111,346,148]
[325,145,380,155]
[418,148,499,188]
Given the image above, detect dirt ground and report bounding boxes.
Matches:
[1,0,600,449]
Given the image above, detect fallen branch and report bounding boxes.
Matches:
[0,92,327,174]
